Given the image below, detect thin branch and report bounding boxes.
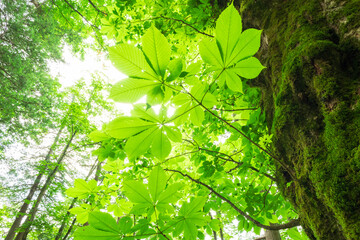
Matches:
[87,0,107,15]
[62,0,98,29]
[165,169,300,230]
[185,90,296,180]
[214,107,259,112]
[160,16,214,38]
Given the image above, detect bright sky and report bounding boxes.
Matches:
[48,45,135,117]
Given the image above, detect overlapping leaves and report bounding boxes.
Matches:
[123,166,183,214]
[106,104,181,159]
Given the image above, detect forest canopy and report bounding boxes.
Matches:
[1,0,360,240]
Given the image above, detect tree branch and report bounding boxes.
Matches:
[165,169,300,230]
[87,0,107,15]
[160,16,214,38]
[62,0,98,29]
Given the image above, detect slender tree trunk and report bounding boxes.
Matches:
[265,229,281,240]
[5,126,64,240]
[233,0,360,239]
[62,217,77,240]
[54,159,100,240]
[14,132,77,240]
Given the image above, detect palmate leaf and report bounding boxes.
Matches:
[66,179,97,199]
[175,197,208,240]
[142,26,171,78]
[109,78,160,103]
[215,4,242,65]
[109,44,158,80]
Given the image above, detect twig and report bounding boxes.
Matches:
[160,16,214,38]
[165,169,300,230]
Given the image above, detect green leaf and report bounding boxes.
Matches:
[221,68,243,92]
[110,78,160,103]
[164,126,182,142]
[215,4,242,65]
[88,130,111,142]
[166,58,183,82]
[181,197,207,216]
[107,117,156,139]
[199,38,223,67]
[233,57,265,79]
[131,104,160,123]
[89,212,120,233]
[142,26,171,78]
[123,180,152,204]
[202,93,217,108]
[152,128,171,159]
[147,85,165,105]
[190,106,204,126]
[109,44,157,80]
[66,179,97,199]
[209,219,221,231]
[69,207,88,224]
[229,29,262,64]
[74,226,121,240]
[172,93,191,106]
[125,127,157,159]
[158,183,184,204]
[148,166,167,202]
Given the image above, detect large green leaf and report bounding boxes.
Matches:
[215,4,242,65]
[109,78,160,103]
[123,180,152,204]
[89,212,120,233]
[131,104,160,123]
[142,26,171,78]
[166,58,183,82]
[107,117,156,139]
[228,29,262,65]
[220,68,243,92]
[148,166,167,203]
[109,44,158,80]
[190,106,204,126]
[199,38,223,67]
[124,126,158,159]
[74,226,121,240]
[164,126,182,142]
[151,128,171,159]
[176,197,208,240]
[66,179,97,199]
[158,183,184,204]
[233,57,265,79]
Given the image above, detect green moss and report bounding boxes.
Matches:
[246,0,360,239]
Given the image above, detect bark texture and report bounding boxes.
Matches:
[235,0,360,239]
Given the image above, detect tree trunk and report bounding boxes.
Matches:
[235,0,360,239]
[5,126,64,240]
[265,229,281,240]
[14,132,76,240]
